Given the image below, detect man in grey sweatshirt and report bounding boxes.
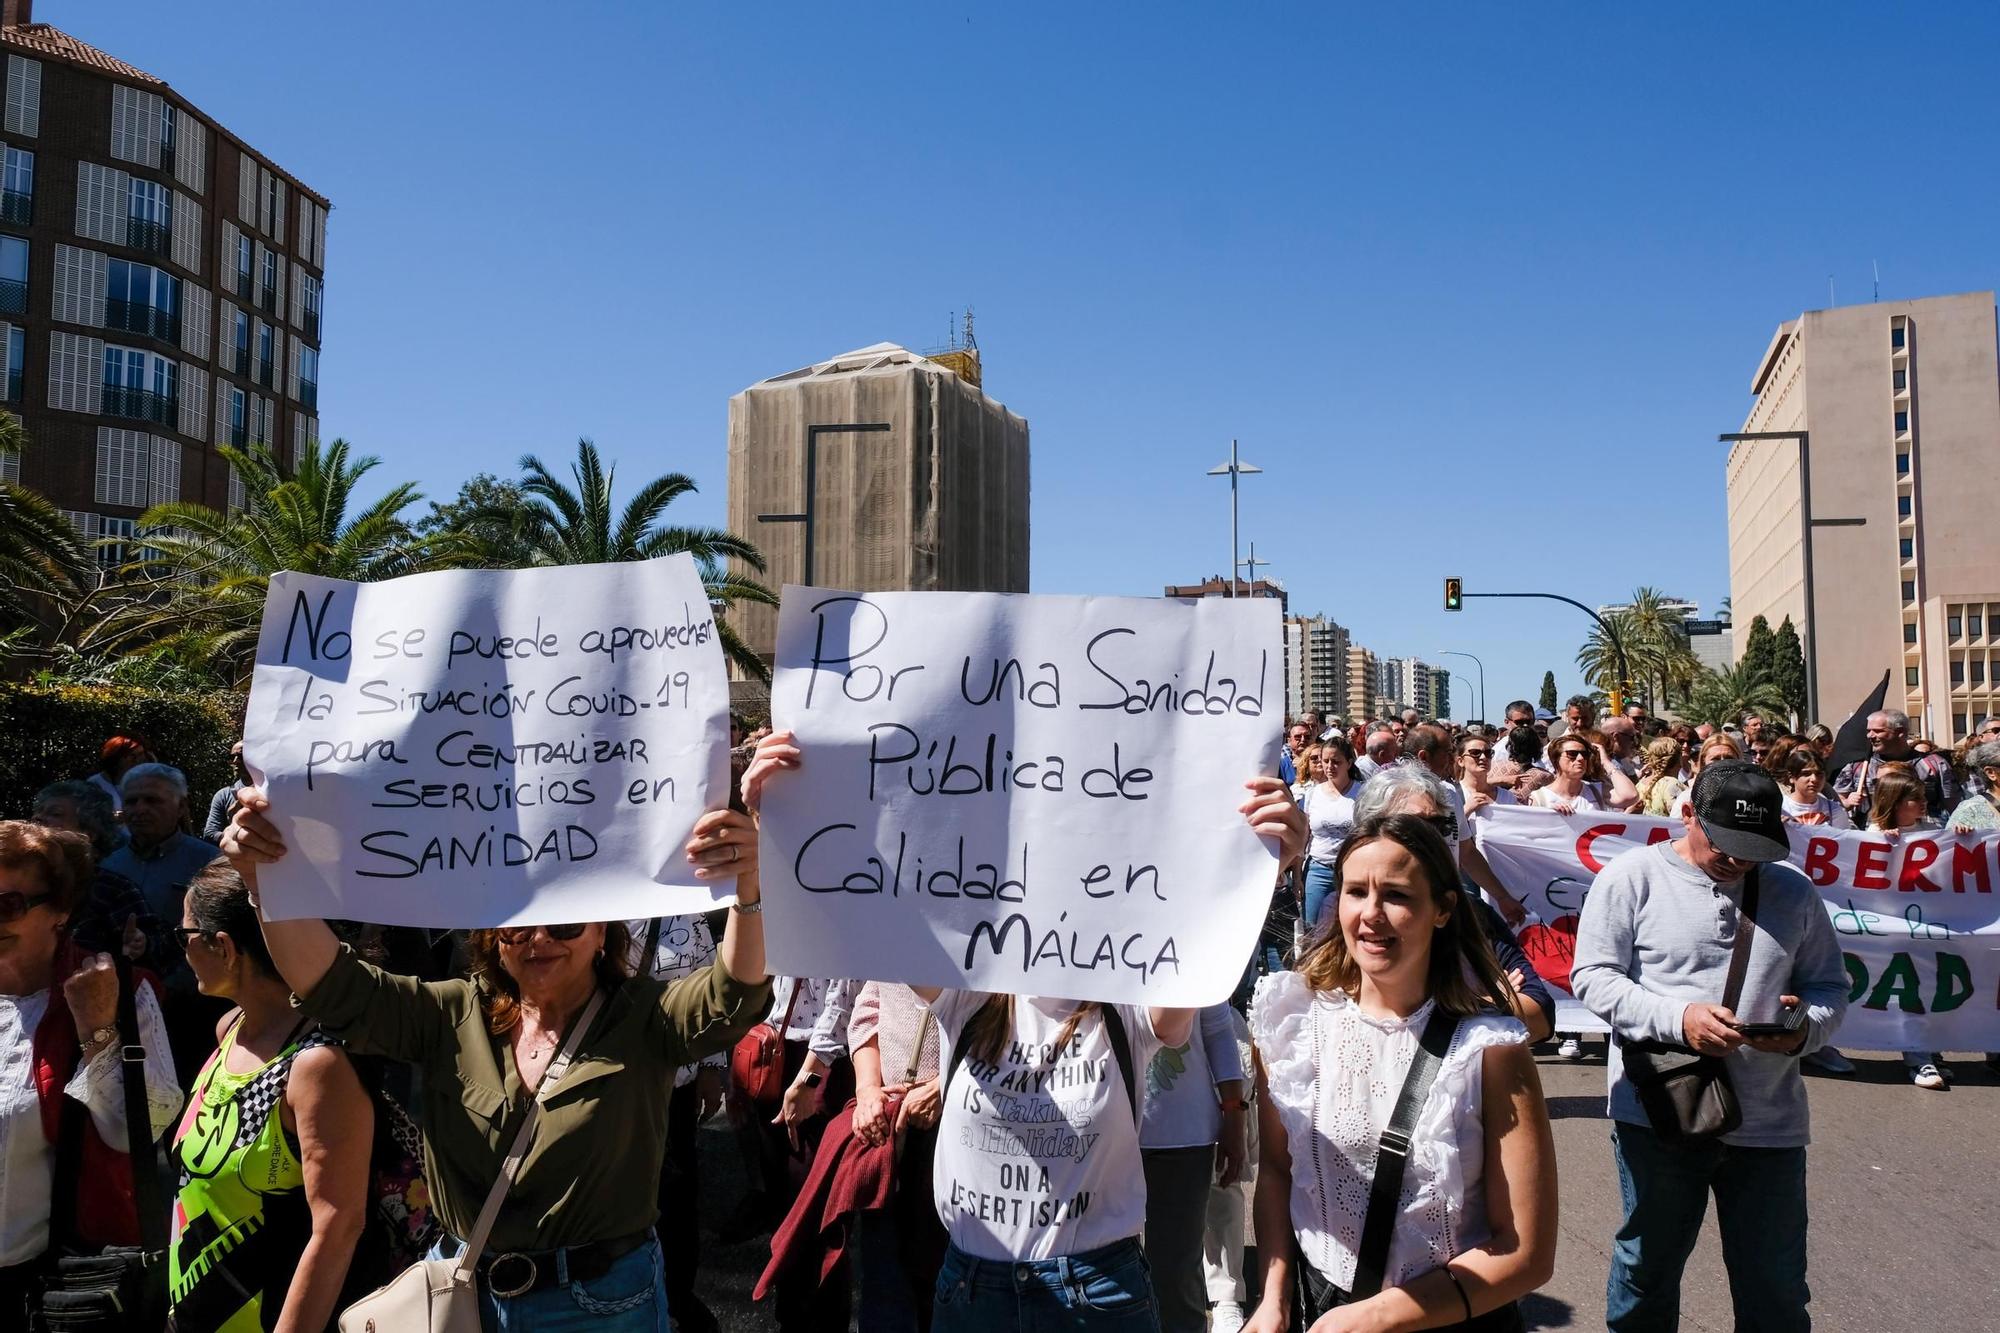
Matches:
[1572,760,1848,1333]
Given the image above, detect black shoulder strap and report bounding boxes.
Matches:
[49,1077,87,1252]
[1721,867,1761,1014]
[1350,1006,1460,1301]
[1099,1005,1140,1125]
[114,957,170,1254]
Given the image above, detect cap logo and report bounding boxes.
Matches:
[1734,798,1768,820]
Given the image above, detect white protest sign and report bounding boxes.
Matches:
[758,586,1282,1006]
[1473,805,2000,1051]
[242,557,732,927]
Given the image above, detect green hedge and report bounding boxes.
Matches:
[0,683,244,817]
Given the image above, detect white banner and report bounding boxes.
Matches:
[1474,805,2000,1051]
[758,587,1282,1006]
[242,558,732,927]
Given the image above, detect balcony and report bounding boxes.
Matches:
[259,287,277,317]
[255,361,275,390]
[235,271,252,301]
[126,216,170,257]
[105,297,179,344]
[298,380,318,411]
[302,310,320,342]
[0,189,28,226]
[232,345,250,376]
[101,384,176,427]
[0,279,23,316]
[229,424,247,448]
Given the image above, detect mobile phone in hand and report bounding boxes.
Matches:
[1734,1005,1804,1039]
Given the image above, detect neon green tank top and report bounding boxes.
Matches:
[168,1019,323,1332]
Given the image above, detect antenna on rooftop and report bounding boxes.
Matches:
[963,308,977,351]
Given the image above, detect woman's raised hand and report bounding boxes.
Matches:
[740,730,800,813]
[686,807,758,882]
[1241,776,1308,864]
[220,786,286,889]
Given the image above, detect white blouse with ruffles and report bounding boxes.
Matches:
[1249,971,1525,1293]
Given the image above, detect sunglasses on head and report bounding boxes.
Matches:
[0,890,55,924]
[496,923,588,945]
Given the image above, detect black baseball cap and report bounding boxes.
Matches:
[1692,759,1791,863]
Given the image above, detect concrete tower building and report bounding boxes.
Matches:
[726,342,1030,668]
[0,4,328,553]
[1283,613,1350,720]
[1728,291,2000,740]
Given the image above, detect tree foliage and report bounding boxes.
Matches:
[1538,671,1558,712]
[1574,588,1702,711]
[1772,616,1807,721]
[1683,661,1788,728]
[0,411,94,660]
[1740,614,1776,681]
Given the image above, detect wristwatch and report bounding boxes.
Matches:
[803,1071,823,1089]
[81,1023,118,1052]
[732,899,764,915]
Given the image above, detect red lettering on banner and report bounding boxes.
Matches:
[1803,837,1841,886]
[1900,839,1941,892]
[1949,841,1992,894]
[1576,825,1626,874]
[1646,826,1672,847]
[1853,841,1892,890]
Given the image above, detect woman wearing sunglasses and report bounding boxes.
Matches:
[1531,731,1638,815]
[0,821,183,1325]
[220,789,773,1332]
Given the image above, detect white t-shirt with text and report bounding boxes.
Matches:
[929,991,1160,1261]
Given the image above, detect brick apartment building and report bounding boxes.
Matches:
[0,1,328,558]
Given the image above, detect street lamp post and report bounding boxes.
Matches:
[1207,440,1261,597]
[1437,650,1486,724]
[1719,430,1867,725]
[1459,589,1632,713]
[757,421,893,586]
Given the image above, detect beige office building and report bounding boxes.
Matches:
[1346,645,1378,723]
[1727,291,2000,741]
[725,342,1030,668]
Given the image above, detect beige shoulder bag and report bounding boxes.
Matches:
[339,990,606,1333]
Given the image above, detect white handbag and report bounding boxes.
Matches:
[338,991,605,1333]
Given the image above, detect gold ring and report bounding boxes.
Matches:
[729,844,740,863]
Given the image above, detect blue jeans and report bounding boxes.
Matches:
[1606,1122,1810,1332]
[1303,858,1337,930]
[932,1237,1159,1333]
[426,1232,669,1331]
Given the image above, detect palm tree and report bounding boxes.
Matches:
[1683,661,1788,728]
[497,438,776,680]
[0,411,94,662]
[95,439,474,682]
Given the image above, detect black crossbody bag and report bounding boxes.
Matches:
[1293,1007,1523,1330]
[39,958,170,1331]
[1618,868,1760,1145]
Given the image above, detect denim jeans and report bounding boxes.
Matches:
[932,1237,1159,1333]
[426,1232,669,1331]
[1303,859,1337,930]
[1606,1121,1811,1332]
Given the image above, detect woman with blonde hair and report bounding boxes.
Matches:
[1870,768,1951,1091]
[1244,814,1556,1331]
[1670,734,1742,818]
[1634,738,1686,816]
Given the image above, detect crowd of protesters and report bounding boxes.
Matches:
[2,694,1994,1330]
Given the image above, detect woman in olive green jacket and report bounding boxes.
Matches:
[220,789,771,1332]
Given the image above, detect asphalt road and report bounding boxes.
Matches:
[687,1048,2000,1331]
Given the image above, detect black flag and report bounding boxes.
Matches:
[1827,670,1891,774]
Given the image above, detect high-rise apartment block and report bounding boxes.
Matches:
[0,5,328,554]
[1283,613,1349,720]
[1728,291,2000,740]
[726,342,1030,668]
[1346,645,1377,723]
[1377,656,1450,720]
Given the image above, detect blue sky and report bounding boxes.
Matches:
[66,1,2000,716]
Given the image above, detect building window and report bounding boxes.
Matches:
[259,247,277,312]
[105,259,179,342]
[1897,452,1909,475]
[301,272,321,338]
[1972,613,1985,638]
[1901,537,1915,560]
[99,344,177,425]
[126,178,170,255]
[1904,623,1918,646]
[1907,666,1920,687]
[226,384,246,447]
[1894,367,1907,392]
[298,344,318,409]
[235,234,252,299]
[1952,661,1966,686]
[1902,580,1916,602]
[1892,324,1906,350]
[0,233,24,316]
[1899,495,1913,519]
[4,324,20,403]
[0,146,29,225]
[256,322,274,387]
[159,102,176,155]
[1955,712,1968,735]
[1894,409,1909,434]
[1950,614,1964,637]
[1974,661,1987,686]
[232,309,250,374]
[261,173,279,236]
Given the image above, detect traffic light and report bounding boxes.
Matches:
[1444,577,1462,611]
